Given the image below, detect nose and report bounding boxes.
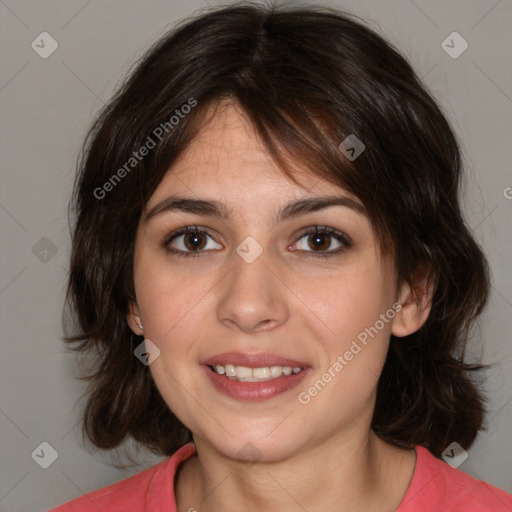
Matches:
[216,244,290,334]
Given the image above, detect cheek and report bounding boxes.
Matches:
[297,260,393,406]
[133,250,213,345]
[297,277,393,424]
[301,257,393,353]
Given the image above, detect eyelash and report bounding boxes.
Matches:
[161,225,352,259]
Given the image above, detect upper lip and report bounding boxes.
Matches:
[202,352,309,368]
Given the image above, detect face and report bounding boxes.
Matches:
[128,101,425,462]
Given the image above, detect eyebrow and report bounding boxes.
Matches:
[144,194,365,224]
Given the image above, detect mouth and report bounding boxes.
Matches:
[201,352,311,401]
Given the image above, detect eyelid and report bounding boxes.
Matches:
[296,225,352,245]
[162,224,216,246]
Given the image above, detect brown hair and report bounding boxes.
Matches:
[65,1,490,458]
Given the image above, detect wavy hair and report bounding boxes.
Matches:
[65,1,490,457]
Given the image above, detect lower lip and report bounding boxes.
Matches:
[202,365,311,401]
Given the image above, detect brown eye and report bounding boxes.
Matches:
[163,226,222,258]
[294,226,352,256]
[182,231,207,251]
[306,232,331,251]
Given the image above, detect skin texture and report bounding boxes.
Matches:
[127,101,432,511]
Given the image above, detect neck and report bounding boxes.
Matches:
[176,429,416,512]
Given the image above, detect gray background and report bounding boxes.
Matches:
[0,0,511,510]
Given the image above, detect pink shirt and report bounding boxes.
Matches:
[49,443,512,511]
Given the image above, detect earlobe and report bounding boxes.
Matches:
[127,302,144,334]
[391,276,433,338]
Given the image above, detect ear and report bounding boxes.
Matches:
[391,271,434,338]
[127,301,144,336]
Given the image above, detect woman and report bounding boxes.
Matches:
[51,3,512,510]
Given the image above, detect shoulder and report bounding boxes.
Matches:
[48,443,197,512]
[398,445,512,511]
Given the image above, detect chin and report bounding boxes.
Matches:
[196,423,309,464]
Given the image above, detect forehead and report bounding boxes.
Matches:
[147,101,360,209]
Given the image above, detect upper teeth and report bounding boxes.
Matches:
[213,364,302,381]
